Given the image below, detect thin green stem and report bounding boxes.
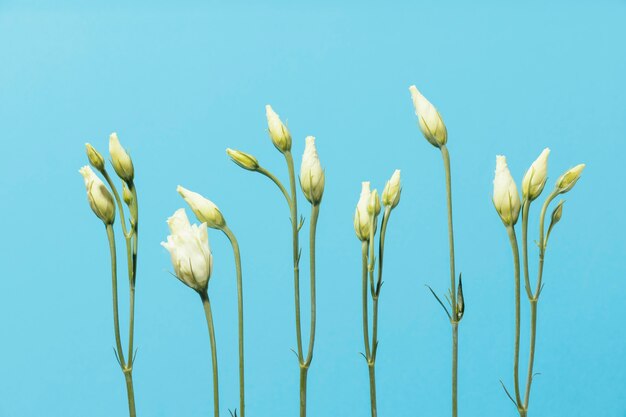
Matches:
[376,208,391,293]
[361,241,372,361]
[299,366,308,417]
[521,201,533,299]
[200,291,220,417]
[506,225,523,409]
[523,300,538,409]
[124,372,137,417]
[368,364,377,417]
[304,204,319,366]
[101,170,130,238]
[258,166,291,207]
[222,226,246,417]
[452,322,458,417]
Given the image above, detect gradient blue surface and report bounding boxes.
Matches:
[0,1,624,416]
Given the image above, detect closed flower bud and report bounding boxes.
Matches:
[161,208,213,292]
[493,155,521,226]
[85,143,105,172]
[226,148,260,171]
[122,183,133,205]
[409,85,447,148]
[522,148,550,201]
[556,164,585,194]
[368,189,381,217]
[382,169,401,209]
[551,200,564,226]
[354,182,373,241]
[266,105,292,153]
[79,166,116,225]
[177,185,226,229]
[109,132,134,183]
[299,136,325,205]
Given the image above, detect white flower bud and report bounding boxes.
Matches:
[79,166,116,225]
[382,169,401,209]
[177,185,226,229]
[266,105,292,153]
[161,208,213,292]
[409,85,447,148]
[122,183,133,205]
[493,155,521,226]
[556,164,585,194]
[368,189,381,217]
[226,148,260,171]
[299,136,325,205]
[85,143,105,172]
[109,132,134,183]
[354,182,373,241]
[522,148,550,201]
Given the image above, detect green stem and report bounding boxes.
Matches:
[368,364,377,417]
[222,226,246,417]
[258,166,291,207]
[299,366,308,417]
[521,201,533,299]
[361,241,372,361]
[304,204,319,366]
[506,225,523,409]
[101,170,130,238]
[523,300,537,409]
[200,291,220,417]
[124,371,137,417]
[452,321,458,417]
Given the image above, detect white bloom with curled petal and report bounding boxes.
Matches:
[354,182,373,241]
[493,155,521,226]
[79,165,116,225]
[109,132,134,183]
[177,185,226,229]
[266,105,292,153]
[522,148,550,201]
[161,208,213,291]
[382,169,401,209]
[299,136,325,205]
[409,85,447,148]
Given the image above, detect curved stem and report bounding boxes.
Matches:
[304,204,319,366]
[222,226,246,417]
[506,225,523,409]
[200,291,220,417]
[258,166,291,208]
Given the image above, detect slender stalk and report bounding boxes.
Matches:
[222,226,246,417]
[368,364,377,417]
[200,291,220,417]
[521,201,533,299]
[506,225,523,409]
[523,300,538,408]
[441,145,459,417]
[258,167,291,207]
[299,366,308,416]
[304,204,320,366]
[361,241,372,361]
[124,372,137,417]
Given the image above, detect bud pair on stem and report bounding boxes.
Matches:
[79,133,139,417]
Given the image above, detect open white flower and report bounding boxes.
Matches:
[109,132,134,183]
[79,165,116,225]
[382,169,401,209]
[177,185,226,229]
[161,208,213,291]
[266,105,292,153]
[409,85,447,148]
[299,136,325,205]
[522,148,550,201]
[493,155,521,226]
[354,182,373,241]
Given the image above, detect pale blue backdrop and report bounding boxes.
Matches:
[0,1,624,416]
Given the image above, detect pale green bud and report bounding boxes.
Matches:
[556,164,585,194]
[109,132,134,183]
[299,136,325,205]
[492,155,521,226]
[522,148,550,201]
[266,105,292,153]
[354,182,372,241]
[177,185,226,229]
[85,143,105,172]
[368,189,381,217]
[226,148,260,171]
[382,169,401,209]
[551,200,564,226]
[122,183,133,205]
[409,85,447,148]
[79,166,116,225]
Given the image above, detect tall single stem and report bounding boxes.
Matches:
[506,225,523,409]
[200,291,220,417]
[441,145,459,417]
[368,364,377,417]
[124,372,137,417]
[304,204,320,366]
[222,227,245,417]
[361,241,372,361]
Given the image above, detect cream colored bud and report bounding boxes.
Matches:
[368,189,381,217]
[409,85,447,148]
[299,136,325,205]
[354,182,373,241]
[492,155,521,226]
[161,209,213,292]
[266,105,292,153]
[551,200,564,226]
[85,143,105,171]
[122,183,133,205]
[522,148,550,201]
[79,166,116,225]
[177,185,226,229]
[226,148,260,171]
[556,164,585,194]
[382,169,401,208]
[109,132,134,183]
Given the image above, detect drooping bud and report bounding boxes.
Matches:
[354,182,373,241]
[109,132,134,183]
[79,166,116,225]
[85,143,105,172]
[409,85,448,148]
[299,136,325,205]
[226,148,260,171]
[382,169,401,209]
[522,148,550,201]
[177,185,226,229]
[266,105,292,153]
[492,155,521,226]
[556,164,585,194]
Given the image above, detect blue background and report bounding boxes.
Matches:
[0,1,624,416]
